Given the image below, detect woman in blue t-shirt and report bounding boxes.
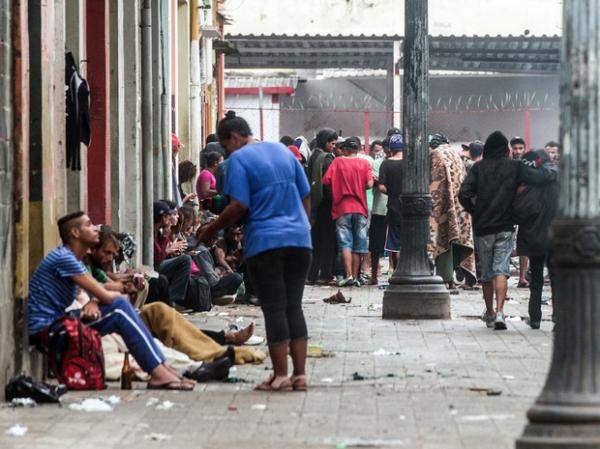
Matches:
[198,111,312,392]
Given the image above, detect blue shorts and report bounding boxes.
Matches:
[336,213,369,253]
[385,224,401,252]
[475,231,514,282]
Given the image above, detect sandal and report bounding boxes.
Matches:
[254,374,293,391]
[290,375,308,391]
[148,380,194,390]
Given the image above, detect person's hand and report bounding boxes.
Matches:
[167,239,187,255]
[182,192,197,204]
[81,301,101,322]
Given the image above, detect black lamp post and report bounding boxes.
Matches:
[516,0,600,447]
[382,0,450,319]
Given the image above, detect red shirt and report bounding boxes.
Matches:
[322,156,373,220]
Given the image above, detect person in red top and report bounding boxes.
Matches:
[322,137,374,287]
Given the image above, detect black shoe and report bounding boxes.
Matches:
[185,356,232,382]
[527,319,541,330]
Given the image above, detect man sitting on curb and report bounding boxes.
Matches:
[27,211,193,390]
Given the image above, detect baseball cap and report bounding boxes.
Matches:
[154,201,177,223]
[510,136,526,146]
[389,133,405,150]
[461,141,484,153]
[172,133,184,149]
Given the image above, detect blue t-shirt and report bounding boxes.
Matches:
[28,246,87,335]
[223,141,312,259]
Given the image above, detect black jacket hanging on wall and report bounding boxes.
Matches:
[65,52,91,171]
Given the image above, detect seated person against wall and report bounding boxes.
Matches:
[153,201,193,308]
[192,225,243,305]
[27,211,193,390]
[88,226,255,348]
[213,226,243,273]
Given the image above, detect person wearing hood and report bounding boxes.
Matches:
[459,131,557,330]
[512,150,559,329]
[294,136,312,165]
[306,128,338,284]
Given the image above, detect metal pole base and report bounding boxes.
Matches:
[382,275,451,319]
[517,422,600,448]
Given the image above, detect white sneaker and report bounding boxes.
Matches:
[494,312,507,330]
[337,276,354,287]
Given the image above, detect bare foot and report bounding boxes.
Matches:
[148,364,194,390]
[225,322,255,346]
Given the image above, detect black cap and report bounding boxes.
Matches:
[341,137,361,152]
[510,136,526,146]
[461,141,484,156]
[154,201,176,224]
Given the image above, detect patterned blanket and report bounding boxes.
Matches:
[429,146,476,283]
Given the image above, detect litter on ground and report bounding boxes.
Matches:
[5,424,28,437]
[69,398,114,412]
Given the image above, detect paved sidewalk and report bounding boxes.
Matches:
[1,280,553,449]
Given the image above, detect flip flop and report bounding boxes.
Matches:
[148,380,194,391]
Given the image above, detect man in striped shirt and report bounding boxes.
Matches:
[27,211,193,390]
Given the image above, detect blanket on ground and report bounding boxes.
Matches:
[429,146,476,284]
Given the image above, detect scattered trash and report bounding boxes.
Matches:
[368,304,383,311]
[398,415,406,420]
[320,378,334,383]
[469,387,502,396]
[424,363,437,373]
[223,376,251,384]
[228,405,238,411]
[246,335,265,346]
[4,373,66,404]
[69,398,113,412]
[336,444,348,449]
[5,424,28,437]
[506,316,522,322]
[308,344,334,358]
[138,423,150,429]
[449,409,458,416]
[156,400,175,410]
[146,397,159,407]
[323,290,351,304]
[502,375,515,380]
[251,403,267,411]
[378,283,389,289]
[505,298,520,304]
[10,398,36,408]
[104,395,121,405]
[373,348,400,356]
[352,372,366,381]
[458,414,514,422]
[235,317,245,323]
[145,433,172,441]
[217,312,230,317]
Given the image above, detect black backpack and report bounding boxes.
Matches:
[180,276,212,312]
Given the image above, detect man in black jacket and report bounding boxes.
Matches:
[459,131,557,330]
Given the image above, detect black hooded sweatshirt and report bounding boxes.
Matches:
[458,131,557,237]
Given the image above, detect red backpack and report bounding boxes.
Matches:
[47,316,106,390]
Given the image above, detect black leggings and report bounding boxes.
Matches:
[247,247,311,345]
[529,255,547,323]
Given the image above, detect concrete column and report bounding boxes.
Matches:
[160,0,172,202]
[86,0,111,225]
[121,0,142,265]
[382,0,450,320]
[516,1,600,447]
[151,0,163,200]
[65,0,86,213]
[177,3,190,160]
[109,0,125,229]
[189,0,201,165]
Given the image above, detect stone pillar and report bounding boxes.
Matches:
[516,1,600,447]
[382,0,450,320]
[151,0,163,200]
[177,3,190,159]
[65,0,86,213]
[109,0,125,229]
[86,0,111,225]
[392,39,402,129]
[122,0,143,265]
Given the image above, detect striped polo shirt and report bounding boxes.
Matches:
[27,245,87,335]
